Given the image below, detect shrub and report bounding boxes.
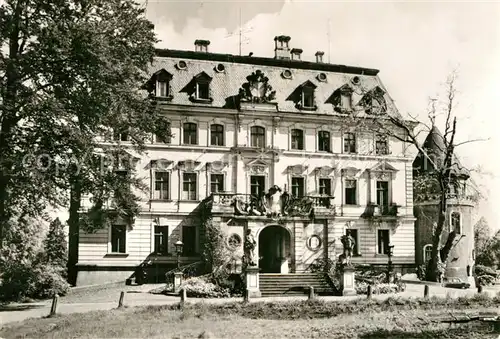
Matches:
[44,218,67,270]
[477,274,496,286]
[475,264,498,278]
[0,263,69,301]
[179,276,230,298]
[355,282,406,295]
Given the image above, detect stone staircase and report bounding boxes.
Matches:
[259,273,336,297]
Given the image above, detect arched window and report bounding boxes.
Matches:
[423,244,432,263]
[183,123,197,145]
[210,124,224,146]
[250,126,265,148]
[451,212,461,234]
[291,129,304,150]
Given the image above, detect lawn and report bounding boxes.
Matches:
[1,295,499,338]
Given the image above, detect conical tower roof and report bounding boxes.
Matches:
[413,126,469,179]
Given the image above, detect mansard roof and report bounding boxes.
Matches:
[148,49,400,116]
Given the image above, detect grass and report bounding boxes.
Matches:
[1,294,499,338]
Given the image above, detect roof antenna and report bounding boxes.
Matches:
[327,18,331,63]
[225,6,253,55]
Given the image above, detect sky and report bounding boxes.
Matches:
[143,0,500,233]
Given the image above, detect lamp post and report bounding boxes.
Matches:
[175,240,184,269]
[387,243,395,282]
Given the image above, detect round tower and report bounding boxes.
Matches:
[413,126,475,287]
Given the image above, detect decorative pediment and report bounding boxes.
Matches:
[244,158,270,174]
[341,166,361,178]
[147,159,174,170]
[239,70,276,104]
[357,86,387,114]
[177,160,202,171]
[206,161,228,173]
[287,164,308,175]
[286,80,318,111]
[314,166,335,176]
[370,161,398,173]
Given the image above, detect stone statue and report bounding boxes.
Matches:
[265,185,282,218]
[339,234,356,267]
[243,229,257,266]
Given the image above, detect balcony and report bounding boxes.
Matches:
[210,192,335,218]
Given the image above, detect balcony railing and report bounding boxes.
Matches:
[210,192,334,217]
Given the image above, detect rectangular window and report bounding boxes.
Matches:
[319,178,332,196]
[154,171,169,200]
[318,131,331,152]
[291,177,305,198]
[377,229,390,254]
[291,129,304,150]
[111,225,126,253]
[344,132,356,153]
[250,175,265,197]
[346,229,359,255]
[250,126,266,148]
[210,174,224,193]
[210,124,224,146]
[345,180,357,205]
[183,123,197,145]
[196,82,210,100]
[182,172,197,200]
[154,226,169,254]
[376,181,389,213]
[182,226,197,256]
[302,87,315,108]
[375,135,389,155]
[451,212,461,234]
[156,80,169,97]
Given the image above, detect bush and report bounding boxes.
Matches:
[475,264,498,277]
[355,282,406,295]
[179,276,230,298]
[477,274,496,286]
[0,263,69,301]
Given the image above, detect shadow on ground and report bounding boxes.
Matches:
[0,304,45,312]
[360,322,500,338]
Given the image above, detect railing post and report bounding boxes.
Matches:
[180,288,187,303]
[243,288,249,303]
[424,285,430,299]
[49,295,59,317]
[477,285,483,293]
[308,286,315,300]
[367,285,372,299]
[118,291,125,308]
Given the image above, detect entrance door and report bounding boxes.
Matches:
[258,226,291,273]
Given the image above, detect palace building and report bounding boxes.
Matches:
[74,36,417,286]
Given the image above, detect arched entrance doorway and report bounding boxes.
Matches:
[258,226,291,273]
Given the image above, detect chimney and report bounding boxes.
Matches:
[315,51,325,63]
[291,48,303,60]
[194,39,210,53]
[274,35,291,60]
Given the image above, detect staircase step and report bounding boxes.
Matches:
[258,273,335,297]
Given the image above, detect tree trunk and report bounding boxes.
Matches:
[440,231,457,262]
[425,188,448,282]
[67,174,82,286]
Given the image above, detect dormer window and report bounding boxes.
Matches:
[327,84,353,113]
[359,86,387,114]
[302,86,315,109]
[144,69,173,101]
[156,80,169,98]
[287,80,317,111]
[181,71,213,103]
[196,81,210,100]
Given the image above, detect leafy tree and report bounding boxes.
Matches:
[0,0,170,284]
[474,217,491,258]
[44,217,67,269]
